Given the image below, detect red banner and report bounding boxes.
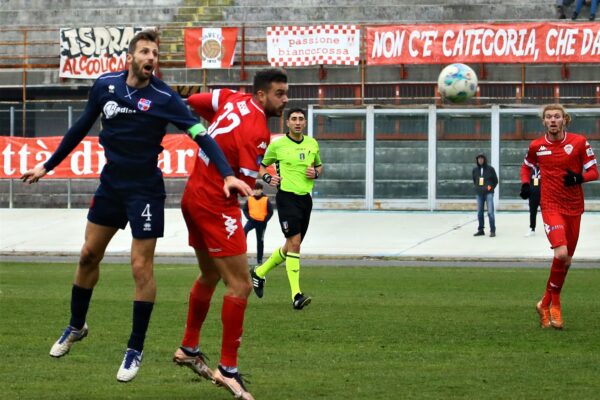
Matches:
[0,135,199,179]
[367,23,600,65]
[184,27,238,69]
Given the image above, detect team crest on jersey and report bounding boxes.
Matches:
[299,153,305,160]
[108,85,115,94]
[564,144,573,155]
[137,98,152,111]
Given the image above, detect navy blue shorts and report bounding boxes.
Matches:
[87,184,166,239]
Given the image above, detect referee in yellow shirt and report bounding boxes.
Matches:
[250,108,323,310]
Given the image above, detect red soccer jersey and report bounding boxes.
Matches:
[185,89,271,208]
[521,132,598,215]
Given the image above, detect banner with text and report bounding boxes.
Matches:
[184,27,238,69]
[267,25,360,67]
[59,27,145,79]
[0,135,199,179]
[367,23,600,65]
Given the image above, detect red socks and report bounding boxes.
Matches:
[181,279,216,349]
[220,296,247,367]
[543,257,568,307]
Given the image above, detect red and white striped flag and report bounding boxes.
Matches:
[184,27,238,69]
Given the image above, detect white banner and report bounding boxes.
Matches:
[59,27,145,79]
[267,25,360,67]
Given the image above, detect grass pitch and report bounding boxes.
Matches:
[1,262,600,399]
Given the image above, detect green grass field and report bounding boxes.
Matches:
[1,262,600,399]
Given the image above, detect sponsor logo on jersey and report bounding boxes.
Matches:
[143,222,152,231]
[257,141,267,149]
[222,213,238,239]
[137,98,152,111]
[587,147,594,157]
[281,220,289,233]
[237,101,250,116]
[544,223,564,234]
[536,145,551,156]
[564,144,573,155]
[103,100,136,119]
[108,85,115,94]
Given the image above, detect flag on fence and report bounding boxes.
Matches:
[184,27,238,68]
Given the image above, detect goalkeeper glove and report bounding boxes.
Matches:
[563,169,584,187]
[519,183,531,200]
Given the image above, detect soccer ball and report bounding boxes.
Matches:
[437,63,478,104]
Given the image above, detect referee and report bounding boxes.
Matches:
[250,108,323,310]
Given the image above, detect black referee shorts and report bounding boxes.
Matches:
[275,189,313,240]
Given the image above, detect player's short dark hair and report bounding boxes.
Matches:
[254,182,263,190]
[253,68,288,94]
[128,29,159,54]
[286,108,306,120]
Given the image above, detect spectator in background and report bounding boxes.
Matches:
[572,0,598,20]
[521,166,541,237]
[472,153,498,237]
[243,182,274,265]
[556,0,575,18]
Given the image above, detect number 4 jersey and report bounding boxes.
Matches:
[185,89,271,208]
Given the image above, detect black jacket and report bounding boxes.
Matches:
[472,154,498,195]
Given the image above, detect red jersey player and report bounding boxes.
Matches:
[520,104,598,330]
[173,69,288,400]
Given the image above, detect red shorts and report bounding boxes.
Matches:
[181,194,246,257]
[541,211,581,256]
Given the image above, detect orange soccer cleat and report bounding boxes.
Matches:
[536,301,551,329]
[550,305,564,330]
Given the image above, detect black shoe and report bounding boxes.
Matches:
[490,232,496,237]
[293,293,311,310]
[473,231,485,237]
[250,267,265,298]
[557,5,566,19]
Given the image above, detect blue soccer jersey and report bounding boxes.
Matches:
[44,71,204,189]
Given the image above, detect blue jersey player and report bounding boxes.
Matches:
[21,29,252,382]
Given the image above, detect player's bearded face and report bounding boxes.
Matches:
[129,40,158,82]
[544,111,565,135]
[262,82,289,117]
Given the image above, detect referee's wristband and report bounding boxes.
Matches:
[262,173,272,184]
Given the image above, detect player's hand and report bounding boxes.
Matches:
[519,183,531,199]
[563,169,583,187]
[262,172,281,186]
[20,164,47,184]
[306,166,319,180]
[223,176,253,198]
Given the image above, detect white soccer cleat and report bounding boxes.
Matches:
[116,348,143,382]
[49,323,88,357]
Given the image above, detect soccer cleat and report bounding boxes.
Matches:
[250,267,266,298]
[292,293,311,310]
[213,366,255,400]
[535,301,551,329]
[173,347,213,381]
[116,348,143,382]
[49,323,88,357]
[550,306,564,330]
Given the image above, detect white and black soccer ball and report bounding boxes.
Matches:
[437,63,478,104]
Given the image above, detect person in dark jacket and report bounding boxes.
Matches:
[523,166,541,236]
[472,153,498,237]
[243,182,274,265]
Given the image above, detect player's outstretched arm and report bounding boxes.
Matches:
[223,176,253,198]
[21,164,48,184]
